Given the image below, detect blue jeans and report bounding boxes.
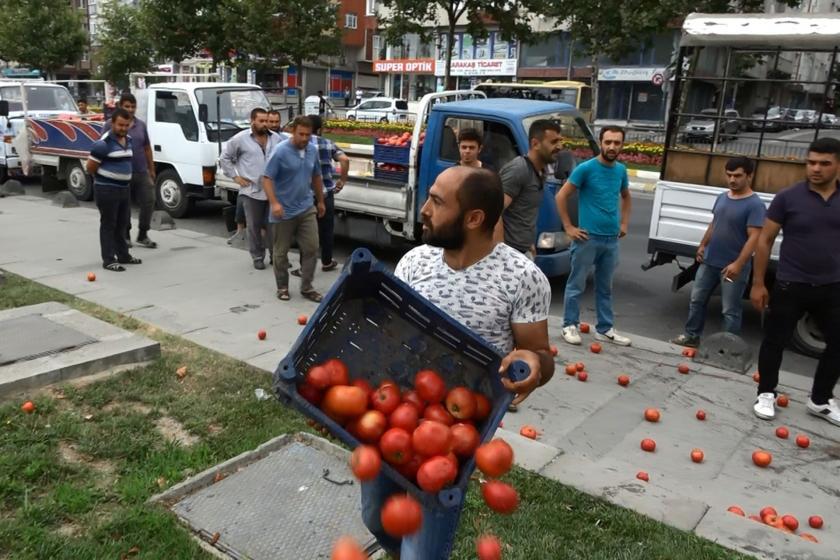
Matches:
[361,474,463,559]
[563,236,620,334]
[684,262,749,337]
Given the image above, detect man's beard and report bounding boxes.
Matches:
[602,150,618,162]
[422,213,466,250]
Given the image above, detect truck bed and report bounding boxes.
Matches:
[335,175,410,221]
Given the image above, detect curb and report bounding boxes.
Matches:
[628,181,657,194]
[627,168,660,180]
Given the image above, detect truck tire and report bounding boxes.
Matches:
[156,169,194,218]
[791,313,825,358]
[66,160,93,201]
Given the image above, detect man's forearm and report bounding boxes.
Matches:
[752,239,771,287]
[536,349,555,386]
[734,231,761,267]
[620,193,632,226]
[556,191,573,230]
[144,146,154,174]
[262,177,278,205]
[312,177,325,205]
[699,223,714,248]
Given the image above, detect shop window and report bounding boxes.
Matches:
[522,34,562,67]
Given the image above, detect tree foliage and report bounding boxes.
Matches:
[96,2,153,89]
[0,0,87,75]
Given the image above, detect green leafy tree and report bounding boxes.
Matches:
[138,0,211,68]
[0,0,86,77]
[377,0,543,89]
[96,2,153,89]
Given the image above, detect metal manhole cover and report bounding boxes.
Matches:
[0,314,97,366]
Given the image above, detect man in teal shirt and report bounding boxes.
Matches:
[556,126,633,347]
[262,116,326,302]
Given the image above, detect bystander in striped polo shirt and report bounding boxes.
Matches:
[89,131,133,188]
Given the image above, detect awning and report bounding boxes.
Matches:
[681,12,840,49]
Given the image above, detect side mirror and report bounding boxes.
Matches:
[198,103,209,123]
[554,150,576,182]
[0,100,8,118]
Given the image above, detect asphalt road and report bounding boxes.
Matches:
[17,179,818,379]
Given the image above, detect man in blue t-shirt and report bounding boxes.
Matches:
[671,157,766,348]
[556,126,632,346]
[262,116,326,302]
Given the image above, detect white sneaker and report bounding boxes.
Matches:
[594,328,632,347]
[753,392,776,420]
[562,325,582,345]
[806,398,840,426]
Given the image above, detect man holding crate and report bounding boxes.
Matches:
[361,166,555,559]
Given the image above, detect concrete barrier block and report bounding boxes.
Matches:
[51,191,80,208]
[0,180,25,196]
[695,332,753,374]
[151,210,176,230]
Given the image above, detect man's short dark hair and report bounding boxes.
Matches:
[268,110,281,118]
[318,90,324,96]
[528,119,562,143]
[456,168,503,233]
[250,107,267,121]
[808,137,840,158]
[118,92,137,106]
[458,128,482,146]
[725,156,755,175]
[291,116,314,130]
[78,97,88,104]
[308,115,323,134]
[599,125,625,141]
[111,107,131,122]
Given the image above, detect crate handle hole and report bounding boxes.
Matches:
[507,360,530,383]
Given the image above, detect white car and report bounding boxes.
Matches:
[346,97,411,123]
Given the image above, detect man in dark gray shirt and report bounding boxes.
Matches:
[750,137,840,426]
[496,120,562,257]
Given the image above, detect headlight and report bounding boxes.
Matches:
[537,231,571,251]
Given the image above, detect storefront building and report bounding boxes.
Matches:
[434,31,518,91]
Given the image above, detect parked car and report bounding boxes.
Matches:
[346,97,411,123]
[789,109,817,128]
[681,108,740,141]
[748,105,786,131]
[818,113,839,128]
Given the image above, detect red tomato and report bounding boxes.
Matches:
[520,425,538,440]
[445,386,476,420]
[423,403,455,426]
[580,323,591,333]
[641,438,656,452]
[443,452,459,479]
[414,369,446,403]
[696,409,706,420]
[775,426,789,439]
[782,514,799,531]
[473,393,491,421]
[576,371,588,382]
[476,535,502,560]
[475,439,514,478]
[394,453,423,482]
[636,471,649,482]
[450,423,480,458]
[590,342,602,354]
[322,386,368,420]
[808,515,823,529]
[324,358,350,386]
[795,434,810,448]
[21,401,35,414]
[371,384,402,416]
[389,403,420,432]
[644,408,660,422]
[617,374,630,386]
[759,506,778,520]
[777,394,789,407]
[350,378,373,398]
[380,495,423,537]
[690,448,704,463]
[416,455,457,493]
[565,364,577,375]
[349,445,381,481]
[412,421,451,457]
[305,365,331,390]
[727,506,745,516]
[801,533,819,543]
[481,480,519,514]
[575,362,585,372]
[297,383,323,406]
[379,428,413,465]
[752,450,772,468]
[678,363,690,374]
[402,390,425,411]
[356,410,388,443]
[331,536,366,560]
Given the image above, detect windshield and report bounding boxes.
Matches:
[522,112,599,158]
[0,85,78,113]
[476,85,580,106]
[194,88,271,128]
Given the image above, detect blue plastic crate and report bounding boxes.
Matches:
[274,248,527,511]
[374,167,409,183]
[374,143,410,165]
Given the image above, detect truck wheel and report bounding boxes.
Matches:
[791,312,825,358]
[66,161,93,201]
[156,169,194,218]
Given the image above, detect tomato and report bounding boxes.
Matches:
[576,371,588,382]
[450,423,480,458]
[752,450,772,467]
[356,410,388,443]
[331,536,366,560]
[775,426,789,439]
[575,362,585,372]
[412,421,451,457]
[324,358,350,386]
[800,532,819,543]
[305,365,331,390]
[759,506,777,520]
[394,453,423,482]
[808,515,823,529]
[782,514,799,531]
[565,364,577,375]
[696,409,706,421]
[636,471,649,482]
[550,345,559,357]
[416,455,457,493]
[322,386,368,420]
[640,438,656,452]
[590,342,602,354]
[752,372,760,383]
[389,403,420,432]
[475,439,514,478]
[298,383,323,406]
[350,445,381,481]
[617,374,630,386]
[423,403,455,426]
[473,393,491,421]
[402,390,425,411]
[257,329,267,340]
[20,401,35,414]
[795,434,810,448]
[580,322,591,333]
[519,425,538,440]
[414,369,446,403]
[380,428,413,465]
[298,314,308,325]
[777,394,789,407]
[445,387,476,420]
[643,408,660,423]
[476,535,502,560]
[678,363,690,374]
[481,480,519,514]
[380,494,423,537]
[690,448,704,463]
[443,452,459,479]
[350,378,373,398]
[371,384,402,416]
[727,506,745,516]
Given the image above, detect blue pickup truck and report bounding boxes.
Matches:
[333,91,598,278]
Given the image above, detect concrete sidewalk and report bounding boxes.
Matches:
[1,194,836,559]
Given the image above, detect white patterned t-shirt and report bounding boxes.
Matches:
[394,243,551,354]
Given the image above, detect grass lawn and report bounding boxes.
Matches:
[0,271,744,559]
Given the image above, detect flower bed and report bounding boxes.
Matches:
[564,139,663,167]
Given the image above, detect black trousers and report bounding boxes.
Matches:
[317,190,335,265]
[95,185,131,265]
[757,280,840,404]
